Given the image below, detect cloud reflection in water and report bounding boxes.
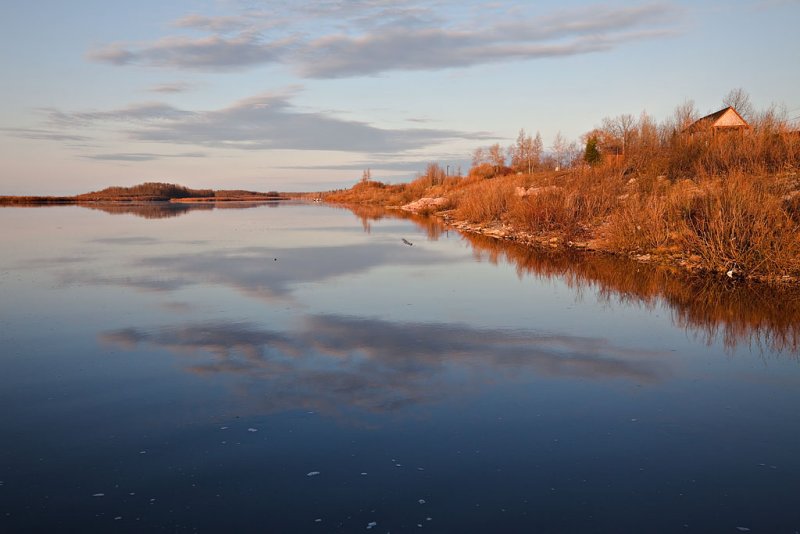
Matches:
[101,315,670,416]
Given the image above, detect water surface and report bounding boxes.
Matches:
[1,202,799,532]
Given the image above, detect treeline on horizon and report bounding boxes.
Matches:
[1,182,285,203]
[326,90,800,281]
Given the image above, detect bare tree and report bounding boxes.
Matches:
[673,100,699,131]
[601,114,637,156]
[723,88,754,121]
[508,129,541,174]
[551,131,568,170]
[488,143,505,174]
[471,147,488,168]
[565,141,582,168]
[424,162,446,185]
[361,168,371,183]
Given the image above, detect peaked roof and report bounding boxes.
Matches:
[684,106,750,133]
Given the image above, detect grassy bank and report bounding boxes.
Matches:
[324,109,800,282]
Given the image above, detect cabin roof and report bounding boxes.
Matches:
[684,106,750,133]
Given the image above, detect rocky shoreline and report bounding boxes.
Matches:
[393,197,798,284]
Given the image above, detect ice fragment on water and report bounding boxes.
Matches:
[92,493,105,497]
[736,528,751,532]
[418,499,426,504]
[366,521,377,529]
[315,518,322,522]
[114,517,122,521]
[361,472,368,476]
[247,428,258,432]
[307,471,320,477]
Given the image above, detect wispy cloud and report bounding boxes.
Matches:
[82,151,207,161]
[0,127,92,142]
[87,2,683,77]
[43,91,487,153]
[43,102,194,126]
[298,4,680,78]
[87,32,293,71]
[148,82,192,94]
[171,13,255,33]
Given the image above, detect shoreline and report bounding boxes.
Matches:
[0,195,293,206]
[343,201,799,285]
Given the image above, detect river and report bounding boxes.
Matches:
[1,202,798,532]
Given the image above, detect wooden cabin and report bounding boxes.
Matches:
[683,106,750,138]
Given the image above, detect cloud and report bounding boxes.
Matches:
[86,2,682,77]
[148,82,192,93]
[46,92,487,152]
[298,4,680,78]
[171,13,254,33]
[100,315,670,415]
[1,127,92,142]
[44,102,194,126]
[87,32,291,71]
[82,151,207,161]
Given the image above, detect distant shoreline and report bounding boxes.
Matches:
[0,196,294,206]
[0,181,297,206]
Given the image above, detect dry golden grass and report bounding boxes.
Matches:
[323,117,800,280]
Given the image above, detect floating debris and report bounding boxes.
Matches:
[402,238,413,246]
[366,521,377,529]
[360,472,368,476]
[314,518,322,523]
[307,471,320,477]
[220,426,228,430]
[247,428,258,433]
[735,528,751,532]
[418,499,426,505]
[417,467,425,471]
[114,516,122,521]
[139,450,147,454]
[92,493,105,497]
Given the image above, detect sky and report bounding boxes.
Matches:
[1,0,798,195]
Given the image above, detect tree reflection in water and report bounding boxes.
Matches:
[356,206,800,355]
[81,201,275,219]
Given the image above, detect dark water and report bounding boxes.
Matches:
[1,202,799,533]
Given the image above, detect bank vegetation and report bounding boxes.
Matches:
[325,94,800,282]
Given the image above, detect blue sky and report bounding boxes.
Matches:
[1,0,798,194]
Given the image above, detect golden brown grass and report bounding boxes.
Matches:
[324,158,799,280]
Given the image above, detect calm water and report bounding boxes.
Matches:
[1,202,799,533]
